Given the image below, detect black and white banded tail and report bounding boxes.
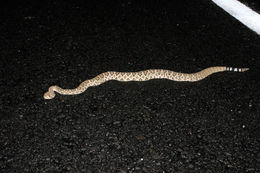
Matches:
[226,67,249,72]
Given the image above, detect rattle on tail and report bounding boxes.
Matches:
[44,66,249,99]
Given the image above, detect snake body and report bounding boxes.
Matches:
[44,66,249,99]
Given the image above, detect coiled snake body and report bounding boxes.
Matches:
[44,66,249,99]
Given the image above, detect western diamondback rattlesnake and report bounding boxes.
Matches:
[44,66,249,99]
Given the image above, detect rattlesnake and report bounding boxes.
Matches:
[44,66,249,99]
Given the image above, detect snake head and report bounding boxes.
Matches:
[43,86,56,99]
[43,91,55,99]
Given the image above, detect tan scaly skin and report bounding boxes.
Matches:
[44,66,249,99]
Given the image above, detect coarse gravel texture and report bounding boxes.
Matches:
[0,0,259,172]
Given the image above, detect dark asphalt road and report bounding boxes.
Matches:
[238,0,260,12]
[0,0,259,172]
